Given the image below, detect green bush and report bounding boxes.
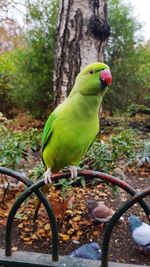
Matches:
[0,53,15,115]
[111,129,138,160]
[127,103,150,116]
[82,129,140,173]
[105,0,150,112]
[82,141,114,173]
[0,122,41,170]
[9,0,58,118]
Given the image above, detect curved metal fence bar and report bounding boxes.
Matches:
[6,179,59,261]
[51,170,150,218]
[1,167,149,217]
[0,167,59,262]
[101,186,150,267]
[1,167,150,266]
[0,167,32,187]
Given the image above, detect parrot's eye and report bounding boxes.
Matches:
[89,70,94,74]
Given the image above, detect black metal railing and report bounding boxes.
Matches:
[0,167,59,261]
[101,186,150,267]
[0,166,149,267]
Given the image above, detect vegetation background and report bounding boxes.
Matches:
[0,0,149,118]
[0,0,149,177]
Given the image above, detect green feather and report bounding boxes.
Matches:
[42,112,56,150]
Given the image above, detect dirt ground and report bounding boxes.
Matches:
[0,167,150,266]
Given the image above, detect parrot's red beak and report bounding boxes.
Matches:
[100,69,112,86]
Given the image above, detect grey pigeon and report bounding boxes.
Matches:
[112,167,126,181]
[128,215,150,252]
[68,242,101,260]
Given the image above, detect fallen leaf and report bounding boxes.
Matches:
[59,233,70,241]
[78,220,93,226]
[71,223,79,230]
[93,231,99,236]
[18,223,23,228]
[31,234,38,240]
[26,241,33,245]
[65,209,72,215]
[76,230,83,236]
[37,229,45,235]
[24,227,30,232]
[67,229,74,235]
[48,198,68,219]
[44,223,50,231]
[73,215,81,222]
[12,246,18,251]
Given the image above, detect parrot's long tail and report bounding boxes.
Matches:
[33,184,49,222]
[33,199,41,222]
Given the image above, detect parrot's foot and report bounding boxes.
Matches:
[44,168,52,184]
[68,166,78,179]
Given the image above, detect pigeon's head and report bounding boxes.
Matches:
[128,215,142,232]
[90,242,101,250]
[89,242,101,259]
[86,200,98,211]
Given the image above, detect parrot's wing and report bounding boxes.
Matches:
[42,112,57,153]
[42,101,66,151]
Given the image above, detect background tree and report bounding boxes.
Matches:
[104,0,150,112]
[0,12,23,115]
[8,0,58,118]
[53,0,110,105]
[0,0,149,117]
[0,0,24,40]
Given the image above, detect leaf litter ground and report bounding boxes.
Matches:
[0,165,149,265]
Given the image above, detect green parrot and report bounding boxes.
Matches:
[42,62,112,183]
[34,62,112,220]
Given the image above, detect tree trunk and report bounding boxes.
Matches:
[53,0,110,105]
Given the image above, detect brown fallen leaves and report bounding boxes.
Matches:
[0,183,106,246]
[126,165,150,178]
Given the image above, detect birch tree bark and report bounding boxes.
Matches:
[53,0,110,105]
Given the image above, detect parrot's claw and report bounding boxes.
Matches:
[44,168,52,184]
[68,166,78,179]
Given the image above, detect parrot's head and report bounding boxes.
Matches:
[70,62,112,97]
